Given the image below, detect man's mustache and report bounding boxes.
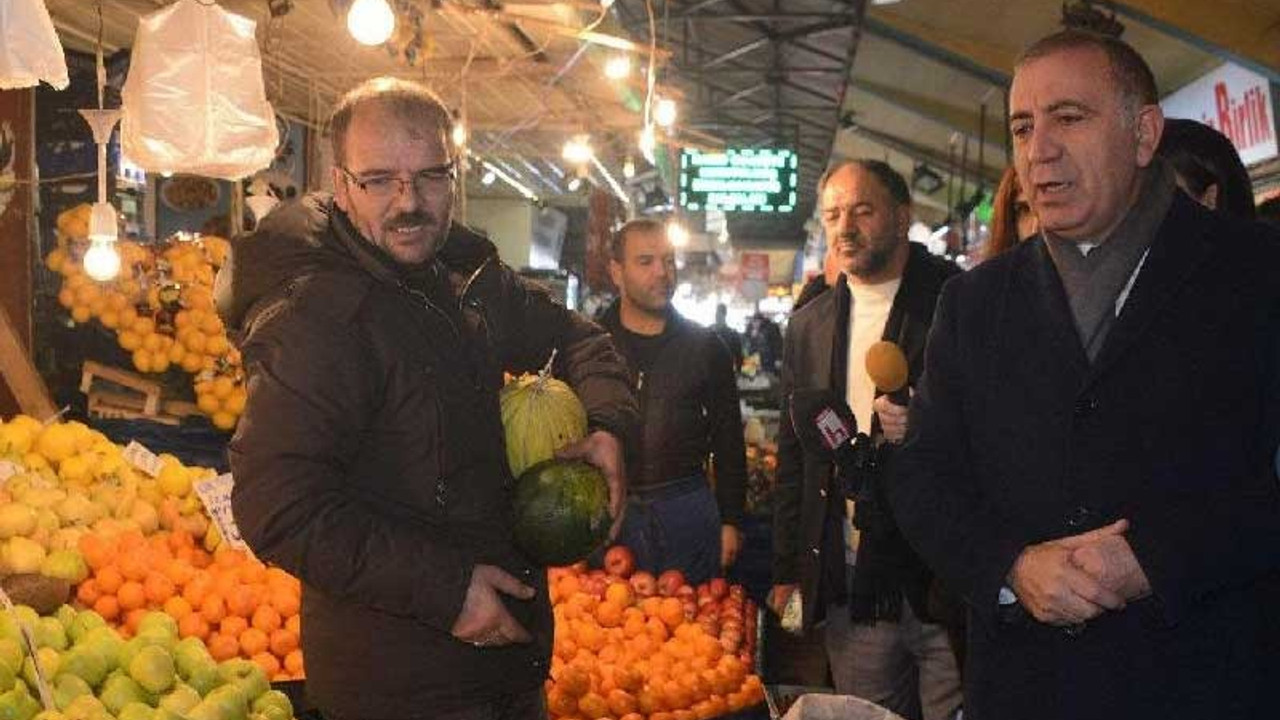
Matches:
[387,213,435,230]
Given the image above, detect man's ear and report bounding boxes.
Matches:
[896,204,913,239]
[608,259,623,290]
[1134,104,1164,168]
[332,168,351,212]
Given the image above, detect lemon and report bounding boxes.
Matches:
[157,464,192,498]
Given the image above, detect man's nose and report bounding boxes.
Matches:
[1025,125,1061,164]
[390,179,423,211]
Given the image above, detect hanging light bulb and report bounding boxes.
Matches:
[568,177,583,192]
[622,156,636,179]
[452,122,467,149]
[481,170,496,186]
[562,135,594,165]
[654,98,678,128]
[348,0,396,46]
[604,55,631,80]
[83,202,121,281]
[667,220,689,248]
[638,125,656,165]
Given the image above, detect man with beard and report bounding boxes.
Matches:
[598,218,747,584]
[891,31,1280,720]
[215,77,637,720]
[771,160,961,720]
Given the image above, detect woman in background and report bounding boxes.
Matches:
[983,167,1038,261]
[1156,118,1256,220]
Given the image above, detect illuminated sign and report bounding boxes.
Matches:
[679,147,798,213]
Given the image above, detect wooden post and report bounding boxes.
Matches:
[0,304,56,420]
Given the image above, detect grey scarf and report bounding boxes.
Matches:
[1043,159,1176,361]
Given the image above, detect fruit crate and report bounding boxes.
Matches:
[81,360,202,426]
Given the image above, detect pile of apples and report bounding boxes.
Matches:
[45,204,246,431]
[0,602,295,720]
[545,546,763,720]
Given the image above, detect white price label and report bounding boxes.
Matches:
[0,461,20,486]
[122,441,164,478]
[194,473,250,552]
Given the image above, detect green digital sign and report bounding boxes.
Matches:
[679,148,798,213]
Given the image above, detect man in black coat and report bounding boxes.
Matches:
[891,30,1280,720]
[771,160,962,720]
[599,218,748,584]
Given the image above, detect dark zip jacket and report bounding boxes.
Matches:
[215,194,637,718]
[599,302,747,526]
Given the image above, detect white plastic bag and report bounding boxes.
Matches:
[0,0,69,90]
[121,0,277,180]
[782,693,908,720]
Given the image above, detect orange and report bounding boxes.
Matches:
[207,633,240,661]
[594,601,624,629]
[264,567,295,592]
[214,547,248,569]
[212,570,239,599]
[220,616,249,639]
[79,535,117,571]
[226,586,257,619]
[119,555,149,582]
[190,550,213,569]
[163,595,194,621]
[658,598,685,630]
[96,566,124,595]
[163,560,195,587]
[577,692,609,719]
[270,589,300,618]
[604,582,634,607]
[168,530,195,552]
[238,562,267,585]
[93,595,120,621]
[117,581,147,611]
[283,649,304,676]
[620,715,644,720]
[269,628,299,657]
[76,579,102,606]
[239,627,269,657]
[250,652,280,677]
[125,608,148,635]
[251,605,282,633]
[558,666,591,698]
[607,689,638,717]
[200,594,227,624]
[284,614,301,635]
[144,573,176,604]
[183,572,213,607]
[178,613,209,640]
[118,530,147,554]
[546,687,578,717]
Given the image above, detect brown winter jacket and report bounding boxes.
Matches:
[216,194,637,718]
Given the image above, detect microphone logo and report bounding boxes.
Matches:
[815,407,851,450]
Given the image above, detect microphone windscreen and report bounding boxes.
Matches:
[865,340,909,393]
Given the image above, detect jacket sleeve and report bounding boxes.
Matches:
[228,305,472,633]
[495,266,638,449]
[889,279,1027,626]
[771,323,803,586]
[706,334,747,527]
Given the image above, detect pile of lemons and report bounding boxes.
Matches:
[45,205,246,431]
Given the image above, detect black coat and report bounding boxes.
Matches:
[218,195,637,718]
[891,193,1280,719]
[773,242,959,627]
[599,303,747,525]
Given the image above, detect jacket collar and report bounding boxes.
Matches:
[599,299,688,340]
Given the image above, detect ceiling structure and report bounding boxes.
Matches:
[41,0,1280,247]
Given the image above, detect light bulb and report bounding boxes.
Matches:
[638,125,656,164]
[348,0,396,46]
[481,170,496,186]
[568,177,583,192]
[667,221,688,248]
[562,136,593,164]
[84,239,121,282]
[622,157,635,179]
[604,55,631,80]
[655,98,677,127]
[452,123,467,148]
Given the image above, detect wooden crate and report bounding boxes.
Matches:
[80,361,201,426]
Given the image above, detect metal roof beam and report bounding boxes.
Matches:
[839,122,1003,185]
[845,79,998,151]
[862,17,1009,88]
[1109,3,1280,85]
[676,12,856,21]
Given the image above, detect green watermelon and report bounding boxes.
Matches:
[511,459,610,566]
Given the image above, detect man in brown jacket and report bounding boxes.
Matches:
[217,77,637,720]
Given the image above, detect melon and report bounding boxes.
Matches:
[499,370,587,477]
[511,459,610,566]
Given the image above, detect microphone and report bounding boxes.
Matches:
[865,340,909,406]
[788,389,867,492]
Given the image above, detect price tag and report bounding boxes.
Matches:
[194,473,250,552]
[0,460,20,486]
[122,441,164,478]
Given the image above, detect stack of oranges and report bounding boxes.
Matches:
[46,205,246,431]
[546,573,764,720]
[73,528,304,682]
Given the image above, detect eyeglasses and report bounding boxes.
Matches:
[338,163,456,199]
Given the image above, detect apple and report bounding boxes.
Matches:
[159,685,201,715]
[118,702,157,720]
[0,684,42,720]
[58,645,111,689]
[657,570,686,597]
[218,659,269,704]
[708,578,730,601]
[251,690,293,720]
[129,645,177,694]
[603,546,636,578]
[628,571,657,598]
[99,674,149,715]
